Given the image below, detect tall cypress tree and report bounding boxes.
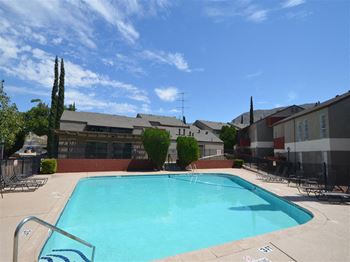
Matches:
[240,115,244,124]
[249,96,254,125]
[56,58,65,128]
[47,56,59,157]
[54,58,65,157]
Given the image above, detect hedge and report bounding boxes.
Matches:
[176,136,199,169]
[234,159,244,168]
[41,159,57,174]
[142,128,171,170]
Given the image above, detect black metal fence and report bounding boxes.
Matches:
[237,153,350,186]
[0,157,41,180]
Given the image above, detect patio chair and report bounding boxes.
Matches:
[319,186,350,203]
[1,174,40,191]
[263,166,288,183]
[256,165,281,180]
[297,181,334,197]
[286,170,306,186]
[12,173,48,187]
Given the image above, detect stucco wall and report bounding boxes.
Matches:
[328,96,350,138]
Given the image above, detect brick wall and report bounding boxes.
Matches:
[57,159,154,173]
[193,160,234,169]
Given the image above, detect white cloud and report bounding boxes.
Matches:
[5,85,49,97]
[141,50,191,72]
[52,37,63,45]
[282,0,306,9]
[155,87,179,102]
[0,0,97,48]
[83,0,139,44]
[65,90,137,114]
[0,37,150,105]
[113,53,146,76]
[203,1,268,23]
[247,9,267,22]
[169,108,180,113]
[245,71,263,79]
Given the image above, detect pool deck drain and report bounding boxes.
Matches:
[1,168,349,261]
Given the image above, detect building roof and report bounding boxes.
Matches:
[274,91,350,125]
[136,113,188,127]
[60,111,152,129]
[194,120,229,131]
[249,105,304,126]
[60,111,223,143]
[231,123,249,130]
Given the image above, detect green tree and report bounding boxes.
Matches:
[219,125,236,152]
[0,80,24,157]
[56,58,65,128]
[24,100,50,136]
[176,136,199,169]
[65,102,76,111]
[249,96,254,125]
[47,56,59,157]
[142,128,170,170]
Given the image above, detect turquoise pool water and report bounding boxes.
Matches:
[40,174,312,261]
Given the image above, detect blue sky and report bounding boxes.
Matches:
[0,0,349,123]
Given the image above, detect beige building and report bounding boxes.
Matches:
[273,91,350,185]
[236,105,304,158]
[57,111,223,160]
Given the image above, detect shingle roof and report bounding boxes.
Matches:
[231,123,249,130]
[274,91,350,125]
[194,120,229,131]
[136,113,188,127]
[60,111,151,129]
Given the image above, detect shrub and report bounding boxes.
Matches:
[234,159,244,168]
[176,136,199,169]
[142,128,171,170]
[219,125,236,152]
[40,158,57,174]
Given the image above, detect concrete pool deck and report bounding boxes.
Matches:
[0,168,349,262]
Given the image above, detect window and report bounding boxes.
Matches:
[112,143,132,159]
[85,141,108,158]
[304,119,309,140]
[297,121,303,141]
[320,114,327,138]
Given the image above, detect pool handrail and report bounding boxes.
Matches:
[13,216,96,262]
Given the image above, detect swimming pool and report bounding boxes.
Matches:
[40,174,312,261]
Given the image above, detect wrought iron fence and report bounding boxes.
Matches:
[236,153,350,186]
[0,157,41,181]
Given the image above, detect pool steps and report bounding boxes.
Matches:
[13,216,95,262]
[40,249,91,262]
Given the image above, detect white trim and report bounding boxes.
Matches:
[285,138,350,152]
[251,141,274,148]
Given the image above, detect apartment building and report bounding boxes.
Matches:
[273,91,350,184]
[137,114,223,159]
[57,111,223,160]
[236,105,304,158]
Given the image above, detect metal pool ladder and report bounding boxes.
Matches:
[13,216,96,262]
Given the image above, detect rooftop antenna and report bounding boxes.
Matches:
[177,92,186,121]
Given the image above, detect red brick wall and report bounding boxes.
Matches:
[57,159,235,173]
[57,159,154,173]
[193,160,234,169]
